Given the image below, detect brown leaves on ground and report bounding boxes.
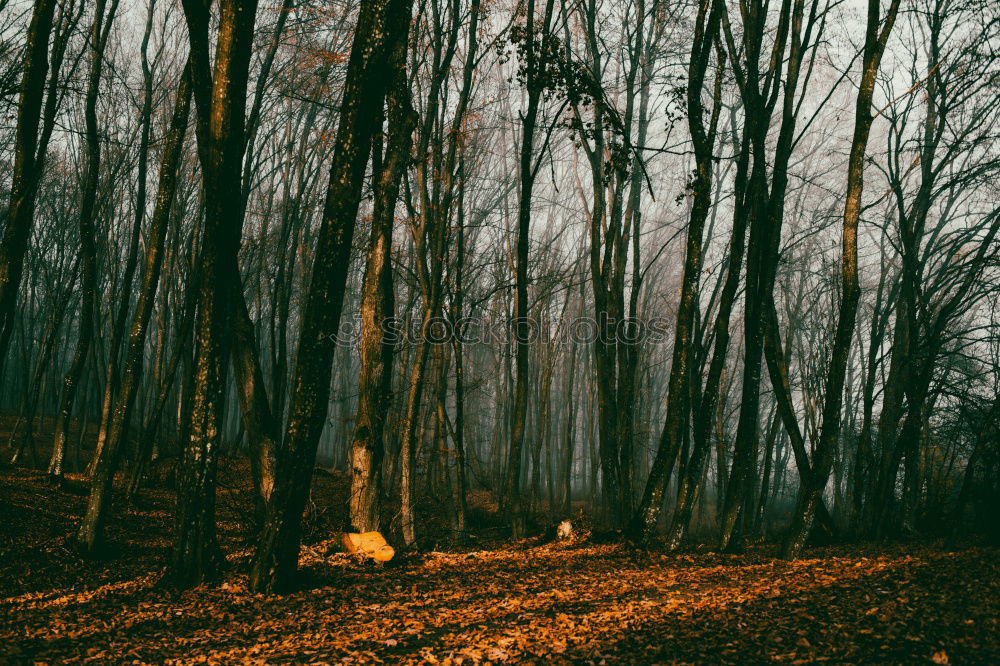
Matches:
[1,466,998,664]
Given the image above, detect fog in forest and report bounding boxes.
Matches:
[0,0,998,662]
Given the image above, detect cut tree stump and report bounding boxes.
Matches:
[341,531,395,562]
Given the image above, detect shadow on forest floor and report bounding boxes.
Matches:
[1,462,998,664]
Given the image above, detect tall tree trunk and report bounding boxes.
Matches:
[782,0,900,558]
[628,0,723,543]
[448,159,469,540]
[8,256,75,467]
[250,0,412,594]
[666,129,747,552]
[77,63,192,555]
[349,45,414,533]
[94,0,158,467]
[761,300,839,538]
[398,0,479,546]
[228,0,299,512]
[507,0,555,538]
[169,0,260,587]
[51,0,120,483]
[717,0,820,552]
[0,0,58,388]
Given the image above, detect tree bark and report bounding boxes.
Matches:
[250,0,413,593]
[0,0,58,388]
[76,63,192,555]
[170,0,260,587]
[349,42,415,533]
[507,0,556,538]
[782,0,901,558]
[51,0,120,483]
[628,0,723,543]
[94,0,158,469]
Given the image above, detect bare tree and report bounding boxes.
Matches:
[782,0,901,558]
[168,0,261,586]
[250,0,414,593]
[0,0,58,389]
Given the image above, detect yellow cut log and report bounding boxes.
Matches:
[342,531,395,562]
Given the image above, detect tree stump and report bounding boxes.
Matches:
[342,531,395,562]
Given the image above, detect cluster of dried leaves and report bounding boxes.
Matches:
[1,466,998,664]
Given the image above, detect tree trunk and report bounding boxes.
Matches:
[51,0,119,483]
[76,63,192,555]
[782,0,900,558]
[169,0,260,587]
[628,0,722,543]
[507,0,556,538]
[0,0,58,387]
[250,0,412,594]
[94,0,158,467]
[349,48,414,533]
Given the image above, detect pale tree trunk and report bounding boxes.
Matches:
[398,0,478,547]
[349,43,415,533]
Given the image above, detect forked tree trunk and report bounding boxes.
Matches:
[168,0,259,587]
[349,42,414,533]
[227,0,298,513]
[717,0,822,552]
[782,0,901,558]
[628,0,723,543]
[94,0,157,467]
[396,0,476,547]
[51,0,119,483]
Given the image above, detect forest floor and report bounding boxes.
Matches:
[1,463,999,665]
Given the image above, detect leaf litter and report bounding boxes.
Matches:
[1,466,997,664]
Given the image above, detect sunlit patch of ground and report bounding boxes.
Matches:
[1,466,998,664]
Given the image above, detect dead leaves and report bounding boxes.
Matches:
[13,543,996,664]
[931,649,950,664]
[2,467,999,664]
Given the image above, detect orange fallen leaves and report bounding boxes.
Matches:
[2,467,999,664]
